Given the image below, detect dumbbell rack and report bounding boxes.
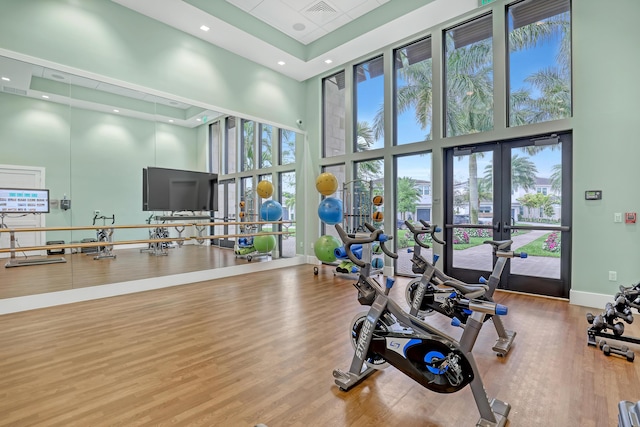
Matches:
[586,284,640,362]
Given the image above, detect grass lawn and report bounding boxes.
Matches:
[515,232,560,258]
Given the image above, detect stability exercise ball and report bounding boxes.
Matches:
[372,195,384,206]
[260,200,283,221]
[256,180,274,199]
[318,197,343,225]
[372,211,383,222]
[315,172,338,196]
[254,234,276,253]
[314,235,341,263]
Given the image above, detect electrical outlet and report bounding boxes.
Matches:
[609,271,617,281]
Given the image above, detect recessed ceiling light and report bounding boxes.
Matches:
[42,95,49,99]
[1,76,10,81]
[113,109,119,113]
[293,23,305,31]
[196,118,202,122]
[200,25,210,31]
[324,59,333,64]
[277,61,286,66]
[169,119,174,123]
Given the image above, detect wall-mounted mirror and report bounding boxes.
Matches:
[0,54,252,299]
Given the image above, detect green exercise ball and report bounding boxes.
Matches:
[253,234,276,253]
[314,235,341,263]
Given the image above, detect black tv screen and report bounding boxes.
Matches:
[0,188,50,213]
[143,167,217,212]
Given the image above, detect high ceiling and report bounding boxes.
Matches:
[0,0,479,127]
[112,0,478,81]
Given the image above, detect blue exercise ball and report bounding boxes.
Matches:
[372,257,384,269]
[260,200,283,221]
[318,197,343,225]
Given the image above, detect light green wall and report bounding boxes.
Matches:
[571,0,640,293]
[0,0,305,129]
[0,91,202,242]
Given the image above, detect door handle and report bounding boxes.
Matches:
[493,222,501,232]
[503,222,511,231]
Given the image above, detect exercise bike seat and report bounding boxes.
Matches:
[483,239,512,251]
[441,279,489,299]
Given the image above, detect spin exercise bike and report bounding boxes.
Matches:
[332,223,511,426]
[92,214,116,260]
[403,220,526,356]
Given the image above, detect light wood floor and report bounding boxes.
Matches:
[0,265,639,426]
[0,244,268,299]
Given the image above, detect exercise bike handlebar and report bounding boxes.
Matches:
[335,223,397,268]
[93,214,115,225]
[405,220,446,248]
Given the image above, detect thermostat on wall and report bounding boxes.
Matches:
[585,190,602,200]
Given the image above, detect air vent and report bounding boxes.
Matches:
[2,86,27,96]
[307,1,337,13]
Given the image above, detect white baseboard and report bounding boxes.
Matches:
[570,289,616,310]
[0,256,307,315]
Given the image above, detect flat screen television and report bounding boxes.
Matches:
[143,167,217,212]
[0,188,50,213]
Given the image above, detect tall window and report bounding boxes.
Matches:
[259,124,272,168]
[508,0,571,126]
[241,119,255,172]
[321,164,346,239]
[352,158,384,232]
[280,129,296,165]
[209,121,220,174]
[394,37,433,145]
[225,117,237,174]
[279,171,296,258]
[323,71,346,157]
[444,14,494,137]
[355,56,384,151]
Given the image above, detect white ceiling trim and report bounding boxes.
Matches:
[112,0,478,82]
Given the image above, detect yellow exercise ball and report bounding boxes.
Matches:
[372,195,383,206]
[256,180,274,199]
[239,201,246,209]
[316,172,338,196]
[373,211,384,222]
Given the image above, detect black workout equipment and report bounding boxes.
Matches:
[333,223,511,426]
[92,214,116,260]
[587,283,640,362]
[403,220,524,356]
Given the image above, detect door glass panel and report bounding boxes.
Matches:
[451,151,494,271]
[509,144,562,279]
[279,171,296,258]
[395,153,432,275]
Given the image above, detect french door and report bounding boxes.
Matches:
[443,132,572,298]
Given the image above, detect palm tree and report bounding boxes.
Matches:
[356,121,382,181]
[397,177,422,221]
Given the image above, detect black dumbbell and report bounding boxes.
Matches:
[600,341,635,362]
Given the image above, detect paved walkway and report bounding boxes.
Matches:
[396,228,560,279]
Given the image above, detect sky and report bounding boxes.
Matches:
[354,16,565,189]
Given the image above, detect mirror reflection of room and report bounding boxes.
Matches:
[0,55,302,300]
